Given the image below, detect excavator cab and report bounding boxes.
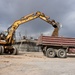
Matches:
[0,31,8,40]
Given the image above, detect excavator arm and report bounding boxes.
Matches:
[5,11,60,44]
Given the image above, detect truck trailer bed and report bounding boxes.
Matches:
[37,36,75,47]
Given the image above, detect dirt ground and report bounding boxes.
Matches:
[0,51,75,75]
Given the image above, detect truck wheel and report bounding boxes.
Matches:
[5,47,18,55]
[58,49,67,58]
[11,47,18,55]
[0,46,2,54]
[0,46,4,55]
[15,48,19,55]
[1,46,4,54]
[46,48,56,58]
[41,49,46,56]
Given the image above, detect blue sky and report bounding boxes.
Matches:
[0,0,75,39]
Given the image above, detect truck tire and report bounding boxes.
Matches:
[0,46,4,55]
[0,46,1,54]
[15,48,19,55]
[11,47,18,55]
[42,50,46,56]
[5,47,18,55]
[46,48,56,58]
[41,47,46,56]
[58,49,67,58]
[1,46,4,54]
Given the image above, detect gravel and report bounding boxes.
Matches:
[0,52,75,75]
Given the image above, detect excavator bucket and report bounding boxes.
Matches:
[51,28,59,36]
[51,22,61,36]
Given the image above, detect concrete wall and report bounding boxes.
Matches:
[13,43,41,52]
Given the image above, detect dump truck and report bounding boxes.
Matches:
[37,35,75,58]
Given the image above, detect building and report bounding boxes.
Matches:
[15,38,40,52]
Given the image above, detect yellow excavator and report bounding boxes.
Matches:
[0,11,60,55]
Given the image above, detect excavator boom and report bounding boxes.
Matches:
[5,11,60,44]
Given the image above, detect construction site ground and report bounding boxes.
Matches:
[0,51,75,75]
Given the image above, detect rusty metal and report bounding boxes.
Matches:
[37,35,75,47]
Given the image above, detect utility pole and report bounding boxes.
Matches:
[25,30,27,39]
[18,32,22,51]
[19,32,22,40]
